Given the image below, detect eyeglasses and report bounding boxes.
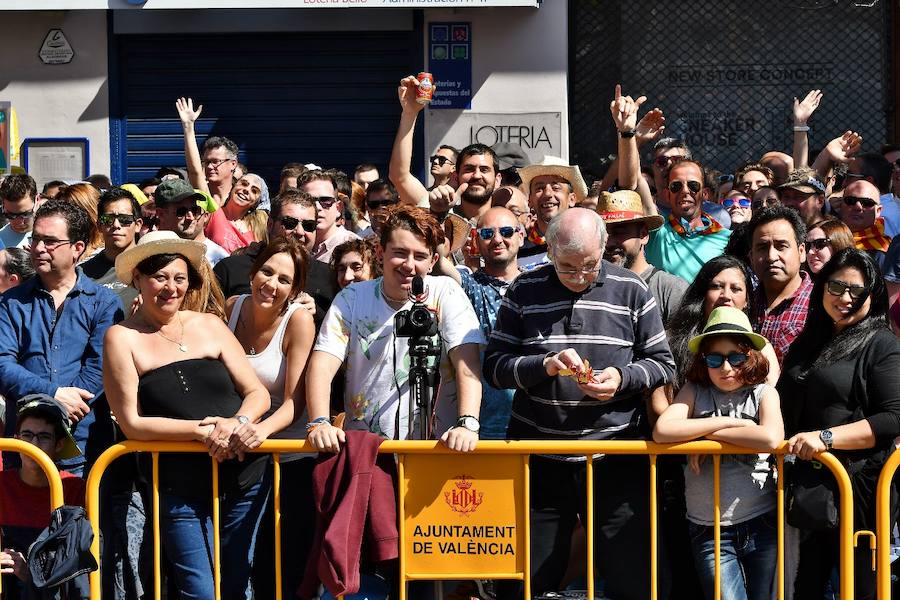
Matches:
[842,196,879,209]
[805,238,831,251]
[279,216,317,233]
[175,205,204,218]
[553,262,602,277]
[28,236,74,251]
[367,198,396,210]
[477,226,517,240]
[2,207,35,220]
[312,196,337,210]
[98,213,138,227]
[703,352,748,369]
[430,155,453,166]
[826,279,867,300]
[722,197,751,209]
[17,430,55,444]
[201,157,235,169]
[668,180,702,194]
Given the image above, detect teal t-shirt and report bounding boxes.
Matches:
[646,220,731,283]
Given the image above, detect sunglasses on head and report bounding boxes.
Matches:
[805,238,831,251]
[367,198,396,210]
[98,213,137,226]
[312,196,337,209]
[703,352,748,369]
[279,216,317,233]
[842,196,879,209]
[722,197,751,209]
[668,180,702,194]
[175,205,203,218]
[477,226,517,240]
[430,155,453,166]
[826,279,867,300]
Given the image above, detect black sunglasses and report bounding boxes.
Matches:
[826,279,867,300]
[367,198,396,210]
[842,196,879,209]
[477,226,517,240]
[668,180,702,194]
[175,205,203,218]
[279,216,317,233]
[98,213,138,226]
[430,155,453,166]
[312,196,337,209]
[2,208,34,220]
[703,352,748,369]
[805,238,831,251]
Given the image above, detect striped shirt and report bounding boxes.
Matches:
[483,261,675,456]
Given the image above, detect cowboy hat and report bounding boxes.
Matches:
[518,156,589,204]
[688,306,769,354]
[115,230,206,286]
[597,190,664,231]
[440,212,472,253]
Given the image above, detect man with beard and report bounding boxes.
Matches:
[516,156,588,270]
[599,189,687,323]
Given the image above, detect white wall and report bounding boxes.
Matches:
[422,1,568,163]
[0,11,110,178]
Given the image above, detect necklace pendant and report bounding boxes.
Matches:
[249,347,256,355]
[179,344,188,353]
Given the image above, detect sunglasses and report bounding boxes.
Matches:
[175,205,203,218]
[703,352,748,369]
[654,156,681,169]
[668,180,702,194]
[826,279,867,300]
[367,198,396,210]
[842,196,879,209]
[312,196,337,209]
[805,238,831,251]
[2,208,34,220]
[430,155,453,166]
[98,213,138,226]
[722,197,751,209]
[279,216,317,233]
[477,226,517,240]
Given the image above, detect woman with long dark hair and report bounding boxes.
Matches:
[780,248,900,600]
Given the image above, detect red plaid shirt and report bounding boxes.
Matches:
[753,271,814,367]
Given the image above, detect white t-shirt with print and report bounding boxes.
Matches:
[314,275,484,440]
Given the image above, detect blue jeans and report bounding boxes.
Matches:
[159,479,268,600]
[689,512,777,600]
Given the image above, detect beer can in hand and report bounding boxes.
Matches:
[416,72,435,105]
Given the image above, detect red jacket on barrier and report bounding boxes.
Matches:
[299,430,399,599]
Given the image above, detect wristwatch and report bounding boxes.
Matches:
[819,429,834,450]
[235,415,250,426]
[618,129,636,138]
[456,415,480,433]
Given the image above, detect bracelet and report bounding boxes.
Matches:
[793,125,810,132]
[306,416,330,431]
[618,129,636,138]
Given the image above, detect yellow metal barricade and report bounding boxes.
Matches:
[875,446,900,599]
[84,440,857,600]
[0,438,66,596]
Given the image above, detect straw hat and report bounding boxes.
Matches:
[518,156,589,204]
[688,306,769,354]
[115,230,206,286]
[597,190,664,231]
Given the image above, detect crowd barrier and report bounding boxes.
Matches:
[0,438,66,597]
[79,440,869,600]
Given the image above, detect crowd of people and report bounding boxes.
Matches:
[0,77,897,600]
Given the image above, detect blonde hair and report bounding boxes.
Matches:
[56,183,103,258]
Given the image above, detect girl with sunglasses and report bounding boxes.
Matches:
[720,190,753,226]
[779,248,900,600]
[655,306,782,600]
[804,217,853,275]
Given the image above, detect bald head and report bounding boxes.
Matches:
[476,206,518,229]
[546,207,607,256]
[840,179,882,231]
[760,151,794,186]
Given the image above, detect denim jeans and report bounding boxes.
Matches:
[688,511,777,600]
[159,479,268,600]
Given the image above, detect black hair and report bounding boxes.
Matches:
[34,199,94,246]
[653,137,692,158]
[16,406,66,441]
[723,222,752,267]
[155,167,186,181]
[353,163,379,177]
[135,253,203,290]
[86,173,113,191]
[41,180,66,195]
[365,179,398,202]
[457,143,499,173]
[201,136,239,159]
[666,255,755,389]
[139,177,162,190]
[746,204,806,247]
[325,169,352,199]
[1,247,35,282]
[0,173,37,203]
[851,152,892,193]
[437,145,459,161]
[784,248,889,374]
[98,187,142,218]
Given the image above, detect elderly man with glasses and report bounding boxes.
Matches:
[484,207,676,600]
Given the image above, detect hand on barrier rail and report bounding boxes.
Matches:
[787,430,827,460]
[440,425,478,453]
[688,454,708,475]
[54,386,93,422]
[308,422,346,453]
[0,548,26,580]
[229,421,268,461]
[200,416,240,462]
[576,367,622,401]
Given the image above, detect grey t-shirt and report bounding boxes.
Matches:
[641,266,688,325]
[684,383,776,526]
[80,251,139,311]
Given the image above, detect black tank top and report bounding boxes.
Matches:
[138,358,264,497]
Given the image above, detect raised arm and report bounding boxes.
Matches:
[610,84,647,192]
[811,130,863,189]
[791,89,822,169]
[389,76,429,206]
[175,97,210,194]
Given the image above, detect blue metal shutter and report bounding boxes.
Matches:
[112,30,417,187]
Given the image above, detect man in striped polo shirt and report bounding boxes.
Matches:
[485,207,675,600]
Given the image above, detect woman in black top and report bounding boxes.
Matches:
[103,231,270,600]
[780,248,900,600]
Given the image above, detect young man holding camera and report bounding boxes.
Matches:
[306,206,484,452]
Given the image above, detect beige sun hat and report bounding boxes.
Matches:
[596,190,664,231]
[518,156,589,204]
[115,230,206,285]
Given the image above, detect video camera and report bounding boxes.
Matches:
[394,276,437,338]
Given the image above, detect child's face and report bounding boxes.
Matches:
[704,337,747,393]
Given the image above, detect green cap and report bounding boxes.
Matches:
[688,306,769,354]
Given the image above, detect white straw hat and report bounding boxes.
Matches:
[115,230,206,285]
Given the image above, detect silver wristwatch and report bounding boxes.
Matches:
[819,429,834,450]
[456,415,480,433]
[235,415,250,426]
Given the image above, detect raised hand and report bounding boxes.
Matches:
[825,130,863,164]
[428,182,468,215]
[398,75,428,114]
[635,107,666,147]
[609,84,647,133]
[793,90,822,126]
[175,97,203,126]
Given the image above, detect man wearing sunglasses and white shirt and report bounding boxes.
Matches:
[428,145,457,190]
[153,178,229,266]
[299,170,359,264]
[0,174,39,250]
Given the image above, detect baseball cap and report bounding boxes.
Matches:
[16,394,82,460]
